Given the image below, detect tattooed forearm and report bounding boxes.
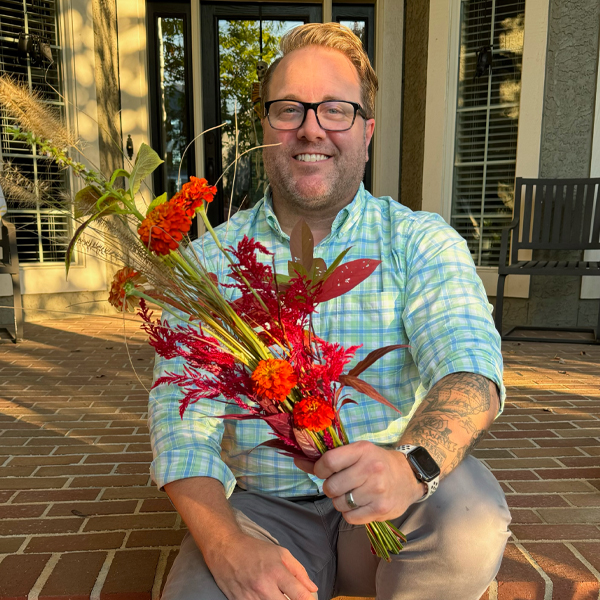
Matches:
[400,373,499,476]
[449,429,487,471]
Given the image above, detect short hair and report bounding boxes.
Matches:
[261,23,378,120]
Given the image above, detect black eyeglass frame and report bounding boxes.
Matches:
[263,99,367,132]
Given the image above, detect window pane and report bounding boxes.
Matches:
[339,20,366,47]
[0,0,68,264]
[451,0,525,267]
[157,17,190,199]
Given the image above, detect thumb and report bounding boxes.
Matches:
[294,457,316,475]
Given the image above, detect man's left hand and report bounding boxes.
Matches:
[294,441,426,524]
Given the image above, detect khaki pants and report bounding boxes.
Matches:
[161,456,511,600]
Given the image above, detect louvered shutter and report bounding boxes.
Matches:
[451,0,525,267]
[0,0,69,263]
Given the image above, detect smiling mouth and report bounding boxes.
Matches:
[293,153,331,163]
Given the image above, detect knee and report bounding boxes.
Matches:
[434,485,511,576]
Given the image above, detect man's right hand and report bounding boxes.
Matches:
[203,530,318,600]
[164,476,318,600]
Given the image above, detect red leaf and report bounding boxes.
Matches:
[348,344,409,377]
[255,439,318,461]
[316,260,381,303]
[338,375,402,414]
[290,219,314,273]
[264,413,294,440]
[293,428,323,460]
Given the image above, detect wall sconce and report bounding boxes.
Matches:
[126,135,134,160]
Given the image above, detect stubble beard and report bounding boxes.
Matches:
[263,133,368,215]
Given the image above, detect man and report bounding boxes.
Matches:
[151,23,511,600]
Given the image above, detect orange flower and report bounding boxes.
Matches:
[293,397,335,432]
[174,176,217,217]
[138,201,191,255]
[108,267,146,312]
[251,358,297,403]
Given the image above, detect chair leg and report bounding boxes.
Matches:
[11,272,23,342]
[596,295,600,344]
[495,274,507,337]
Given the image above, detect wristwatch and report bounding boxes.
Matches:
[396,445,441,502]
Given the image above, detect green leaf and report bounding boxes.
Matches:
[109,169,130,187]
[338,375,402,414]
[290,219,313,273]
[73,185,101,218]
[129,143,163,197]
[146,192,168,216]
[288,260,307,278]
[323,247,352,279]
[347,344,409,377]
[310,257,327,282]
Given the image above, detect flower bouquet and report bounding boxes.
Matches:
[0,75,407,560]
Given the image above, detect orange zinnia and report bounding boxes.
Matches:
[293,397,335,432]
[251,358,297,403]
[138,201,191,255]
[174,176,218,217]
[108,267,146,312]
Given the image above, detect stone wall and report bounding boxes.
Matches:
[500,0,600,332]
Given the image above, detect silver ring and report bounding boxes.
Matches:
[345,490,358,510]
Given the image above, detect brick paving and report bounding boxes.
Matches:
[0,317,599,599]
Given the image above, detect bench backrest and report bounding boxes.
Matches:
[0,219,19,275]
[511,178,600,262]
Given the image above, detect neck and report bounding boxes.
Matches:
[271,188,359,245]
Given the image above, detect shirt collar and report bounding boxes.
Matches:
[262,183,369,244]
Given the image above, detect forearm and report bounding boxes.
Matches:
[164,476,242,559]
[399,372,499,477]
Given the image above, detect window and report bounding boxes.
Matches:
[450,0,525,267]
[0,0,68,263]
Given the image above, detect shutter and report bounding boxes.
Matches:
[0,0,69,263]
[450,0,525,267]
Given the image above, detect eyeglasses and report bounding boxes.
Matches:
[264,99,366,132]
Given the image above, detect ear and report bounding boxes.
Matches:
[364,119,375,162]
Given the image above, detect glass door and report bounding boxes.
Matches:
[147,2,196,201]
[201,3,322,226]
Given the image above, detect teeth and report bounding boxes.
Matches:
[295,154,329,162]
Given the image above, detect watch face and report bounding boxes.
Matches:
[408,447,441,481]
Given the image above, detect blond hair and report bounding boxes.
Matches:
[261,23,378,120]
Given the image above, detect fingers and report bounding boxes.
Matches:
[281,550,318,593]
[313,442,364,480]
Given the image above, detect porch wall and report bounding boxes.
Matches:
[500,0,600,331]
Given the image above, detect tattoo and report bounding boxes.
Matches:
[449,429,487,471]
[402,373,497,473]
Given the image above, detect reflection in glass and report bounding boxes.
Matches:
[218,20,302,215]
[339,20,366,47]
[451,0,525,267]
[157,17,189,198]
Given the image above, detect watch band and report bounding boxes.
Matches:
[396,444,440,502]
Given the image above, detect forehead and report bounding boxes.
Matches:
[269,46,361,101]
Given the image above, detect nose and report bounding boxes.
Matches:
[296,108,326,142]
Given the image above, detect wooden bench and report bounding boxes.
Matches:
[0,218,23,342]
[494,177,600,344]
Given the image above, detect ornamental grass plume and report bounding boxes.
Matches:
[0,75,76,150]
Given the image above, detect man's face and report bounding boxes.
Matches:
[262,46,375,215]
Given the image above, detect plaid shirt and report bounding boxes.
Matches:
[149,184,505,497]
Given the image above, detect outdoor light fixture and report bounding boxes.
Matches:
[126,135,134,160]
[17,32,53,67]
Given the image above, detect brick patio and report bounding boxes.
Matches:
[0,317,599,599]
